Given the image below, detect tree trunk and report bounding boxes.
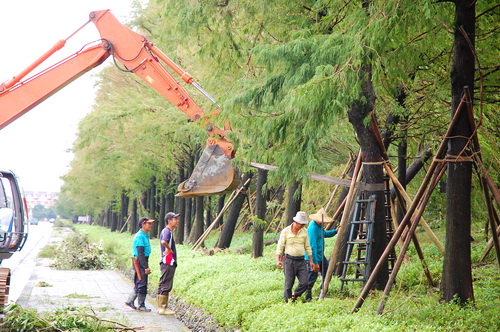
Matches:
[188,196,205,244]
[285,180,302,226]
[346,62,388,290]
[215,195,226,228]
[149,177,158,238]
[130,198,138,234]
[184,197,192,240]
[119,190,129,232]
[252,169,268,258]
[217,172,253,249]
[159,190,166,232]
[184,154,195,239]
[175,167,186,244]
[205,196,212,229]
[442,0,475,304]
[396,141,407,224]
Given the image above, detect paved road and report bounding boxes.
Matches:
[3,221,53,303]
[6,223,190,331]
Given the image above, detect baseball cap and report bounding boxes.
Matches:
[138,217,155,227]
[164,212,180,222]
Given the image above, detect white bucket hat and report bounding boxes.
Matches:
[293,211,309,225]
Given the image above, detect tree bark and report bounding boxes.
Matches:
[252,168,268,258]
[188,196,205,244]
[442,0,475,304]
[175,167,186,244]
[205,196,212,229]
[149,177,158,238]
[119,190,129,233]
[396,141,407,224]
[346,62,388,290]
[217,172,253,249]
[184,197,192,240]
[215,195,226,228]
[285,180,302,226]
[130,198,138,234]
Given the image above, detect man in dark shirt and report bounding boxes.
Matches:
[157,212,180,315]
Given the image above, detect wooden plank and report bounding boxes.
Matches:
[309,173,352,187]
[251,161,385,191]
[250,162,278,171]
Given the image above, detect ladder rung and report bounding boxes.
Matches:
[351,220,373,224]
[340,278,367,282]
[348,239,372,244]
[342,261,367,264]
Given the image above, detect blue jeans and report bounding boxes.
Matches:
[306,256,329,297]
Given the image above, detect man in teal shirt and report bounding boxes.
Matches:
[125,217,155,311]
[304,208,338,302]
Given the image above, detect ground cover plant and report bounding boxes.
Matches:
[77,224,499,331]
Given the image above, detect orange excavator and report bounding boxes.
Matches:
[0,9,239,198]
[0,9,239,312]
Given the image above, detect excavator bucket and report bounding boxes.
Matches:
[177,145,240,197]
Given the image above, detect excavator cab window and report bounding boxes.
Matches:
[0,178,14,232]
[0,171,28,259]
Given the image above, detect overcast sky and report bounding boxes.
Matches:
[0,1,137,192]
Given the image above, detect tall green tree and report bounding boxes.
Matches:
[442,0,476,304]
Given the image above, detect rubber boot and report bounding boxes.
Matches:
[157,294,166,315]
[137,293,151,312]
[125,291,137,310]
[163,294,176,315]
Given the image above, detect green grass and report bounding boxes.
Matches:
[76,224,500,332]
[64,293,98,299]
[38,244,57,258]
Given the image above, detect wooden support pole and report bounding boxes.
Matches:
[325,196,347,231]
[352,93,468,312]
[376,161,445,315]
[480,223,500,262]
[384,164,444,253]
[192,180,250,251]
[325,156,354,212]
[119,214,132,233]
[320,151,362,300]
[463,90,500,267]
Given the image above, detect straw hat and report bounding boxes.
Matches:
[309,208,333,223]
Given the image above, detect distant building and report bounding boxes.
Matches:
[25,191,59,209]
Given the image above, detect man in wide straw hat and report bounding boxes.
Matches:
[304,208,338,302]
[276,211,314,302]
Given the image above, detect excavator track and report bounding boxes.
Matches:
[0,268,10,317]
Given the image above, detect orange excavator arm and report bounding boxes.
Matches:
[0,10,239,197]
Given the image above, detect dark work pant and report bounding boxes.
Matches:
[157,262,176,296]
[283,257,308,301]
[134,264,148,295]
[307,255,329,293]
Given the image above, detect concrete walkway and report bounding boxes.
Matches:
[15,225,190,332]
